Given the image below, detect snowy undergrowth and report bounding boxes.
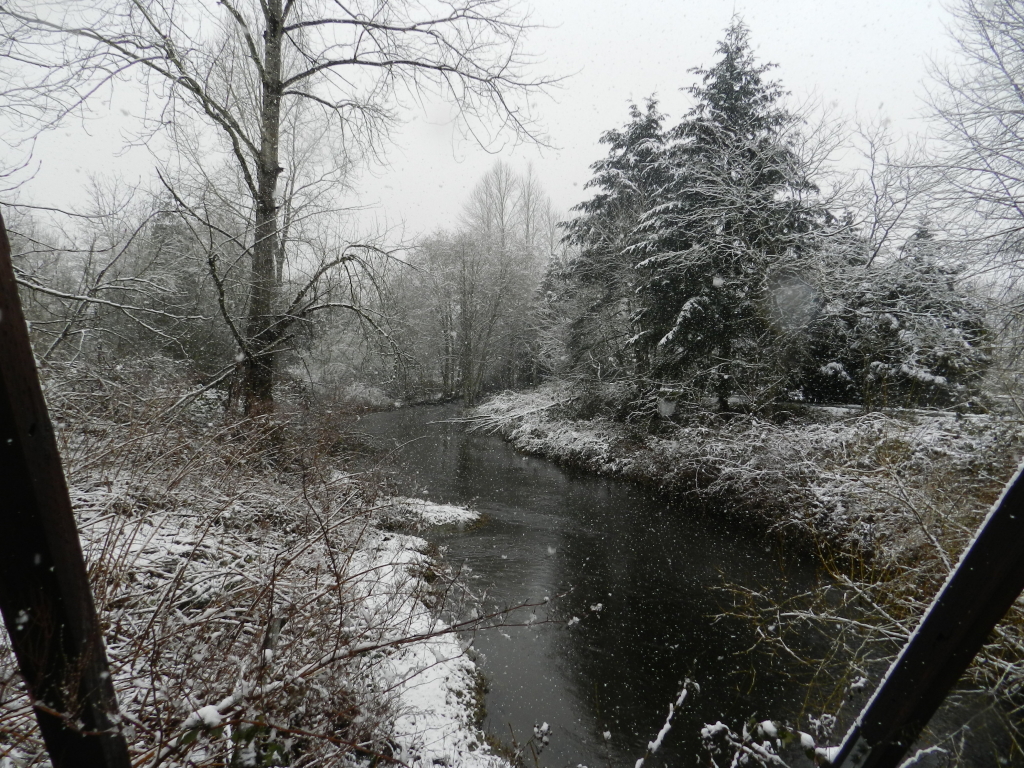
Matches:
[0,360,508,768]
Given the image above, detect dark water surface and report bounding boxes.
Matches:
[356,405,822,767]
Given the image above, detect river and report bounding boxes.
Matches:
[357,405,826,767]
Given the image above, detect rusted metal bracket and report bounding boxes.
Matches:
[0,211,132,767]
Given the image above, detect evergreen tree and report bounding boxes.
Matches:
[557,19,992,413]
[561,98,669,376]
[630,18,822,409]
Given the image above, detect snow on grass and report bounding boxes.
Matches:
[0,361,508,768]
[30,481,503,768]
[381,497,481,531]
[347,532,502,768]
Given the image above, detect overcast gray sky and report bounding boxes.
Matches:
[23,0,954,238]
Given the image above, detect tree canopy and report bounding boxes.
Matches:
[559,17,991,411]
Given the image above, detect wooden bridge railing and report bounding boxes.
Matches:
[831,461,1024,767]
[0,210,131,768]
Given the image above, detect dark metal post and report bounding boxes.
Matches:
[0,211,132,767]
[831,460,1024,768]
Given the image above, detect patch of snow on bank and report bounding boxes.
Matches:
[383,497,480,530]
[360,531,502,768]
[10,480,504,768]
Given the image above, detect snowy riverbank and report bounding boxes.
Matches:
[0,362,507,768]
[469,382,1024,760]
[471,382,1023,560]
[2,486,504,767]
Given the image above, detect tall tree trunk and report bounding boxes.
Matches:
[442,303,454,397]
[460,305,475,405]
[243,0,284,416]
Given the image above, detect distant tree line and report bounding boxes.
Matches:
[2,0,549,415]
[8,1,1024,417]
[380,17,1002,412]
[382,163,564,404]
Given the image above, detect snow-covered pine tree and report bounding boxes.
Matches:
[561,98,669,377]
[630,18,823,410]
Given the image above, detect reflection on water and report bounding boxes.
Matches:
[357,405,820,767]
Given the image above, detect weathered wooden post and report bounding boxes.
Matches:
[831,461,1024,768]
[0,210,132,767]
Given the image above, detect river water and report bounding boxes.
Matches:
[357,405,823,767]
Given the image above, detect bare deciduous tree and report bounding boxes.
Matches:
[3,0,552,413]
[930,0,1024,257]
[382,162,553,402]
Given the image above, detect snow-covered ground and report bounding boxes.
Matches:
[380,497,482,532]
[0,365,506,768]
[1,483,503,768]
